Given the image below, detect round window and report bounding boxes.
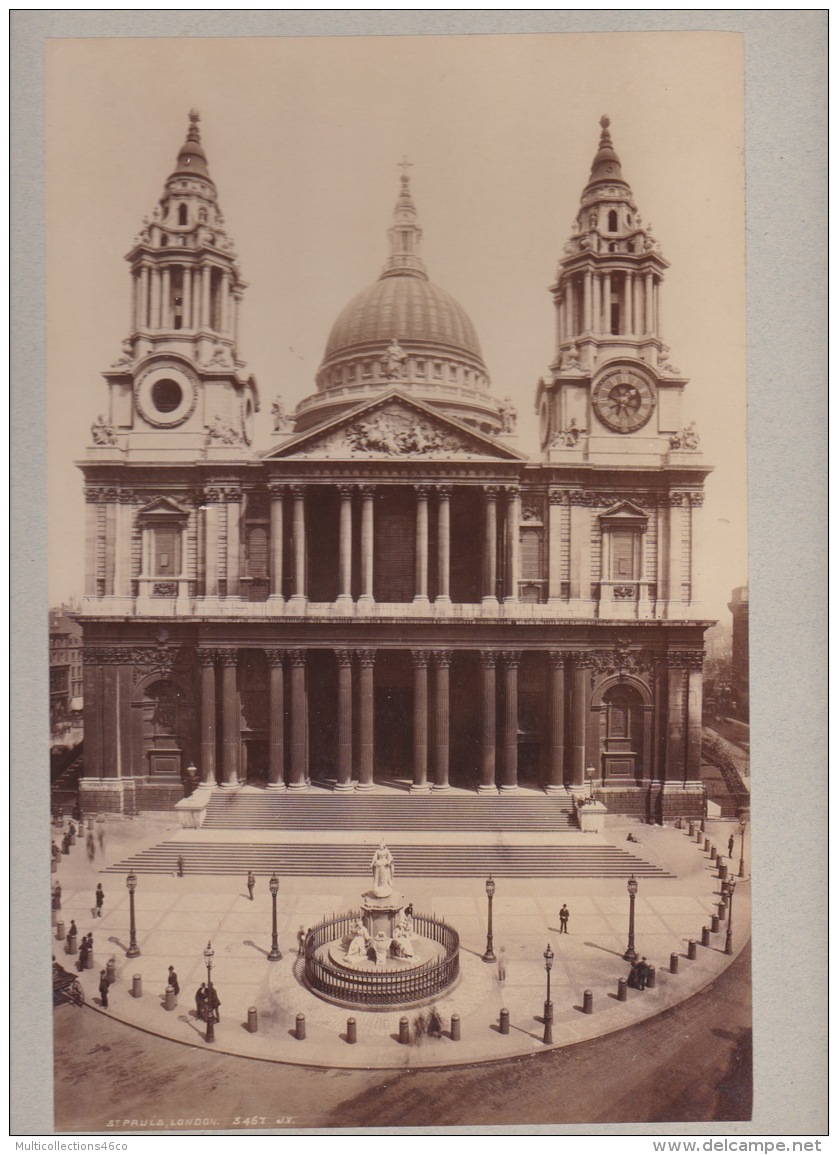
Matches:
[151,378,183,414]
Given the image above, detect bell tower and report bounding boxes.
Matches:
[88,110,259,462]
[537,116,694,467]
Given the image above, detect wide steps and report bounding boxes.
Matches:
[201,793,577,832]
[105,842,671,878]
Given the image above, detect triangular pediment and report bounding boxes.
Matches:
[137,496,190,520]
[599,500,648,523]
[262,391,527,462]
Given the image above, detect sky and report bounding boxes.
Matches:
[46,32,747,620]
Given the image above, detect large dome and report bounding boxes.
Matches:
[323,275,485,365]
[293,172,503,436]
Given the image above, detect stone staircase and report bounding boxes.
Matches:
[201,791,577,832]
[105,840,671,878]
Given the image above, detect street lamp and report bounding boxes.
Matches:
[738,816,748,878]
[203,941,215,1043]
[482,874,496,962]
[268,873,282,961]
[724,877,737,956]
[585,765,596,800]
[126,871,140,958]
[542,943,554,1044]
[623,874,639,962]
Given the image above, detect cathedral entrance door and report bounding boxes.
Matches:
[375,686,412,782]
[600,685,644,782]
[243,738,269,785]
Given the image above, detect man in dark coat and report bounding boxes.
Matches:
[99,970,110,1008]
[246,871,256,900]
[636,957,649,991]
[95,883,105,917]
[167,966,180,996]
[195,983,207,1020]
[207,984,221,1023]
[728,834,735,857]
[559,904,570,933]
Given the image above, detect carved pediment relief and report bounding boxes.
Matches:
[265,393,524,461]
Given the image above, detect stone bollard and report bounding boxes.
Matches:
[670,952,679,974]
[717,900,728,922]
[687,940,697,960]
[499,1007,510,1035]
[78,820,85,835]
[696,829,703,844]
[247,1006,258,1033]
[701,926,711,947]
[583,989,593,1014]
[132,975,143,998]
[69,832,76,846]
[51,859,58,873]
[675,816,682,829]
[106,956,117,984]
[646,966,656,989]
[346,1017,357,1044]
[56,920,65,940]
[85,952,95,970]
[711,914,720,933]
[164,985,177,1011]
[718,863,728,882]
[700,817,706,833]
[66,933,77,956]
[704,838,711,853]
[451,1013,461,1041]
[398,1016,410,1045]
[617,977,628,1001]
[296,1013,306,1041]
[710,846,717,862]
[688,822,695,837]
[52,910,58,927]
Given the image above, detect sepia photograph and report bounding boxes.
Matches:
[19,16,819,1138]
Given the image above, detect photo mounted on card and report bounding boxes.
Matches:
[44,28,751,1133]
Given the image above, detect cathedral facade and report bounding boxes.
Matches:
[77,112,712,819]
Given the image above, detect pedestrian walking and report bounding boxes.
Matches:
[636,957,649,991]
[77,936,89,972]
[52,882,62,911]
[559,904,570,933]
[207,984,221,1023]
[61,833,70,855]
[427,1005,442,1038]
[246,871,256,900]
[167,966,180,997]
[195,983,207,1020]
[99,970,110,1008]
[497,945,507,983]
[727,834,735,857]
[97,822,105,853]
[177,854,184,877]
[86,833,96,862]
[68,823,77,845]
[413,1010,427,1045]
[297,925,306,956]
[94,883,105,917]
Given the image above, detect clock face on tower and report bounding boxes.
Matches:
[592,368,656,434]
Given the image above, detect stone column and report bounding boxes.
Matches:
[547,489,564,602]
[288,649,308,790]
[356,650,375,791]
[219,649,239,787]
[655,276,662,340]
[478,650,498,794]
[602,272,612,332]
[413,486,430,607]
[592,274,602,335]
[500,651,521,792]
[688,493,704,609]
[265,649,285,789]
[583,269,592,332]
[436,487,451,606]
[201,266,211,330]
[113,493,133,598]
[289,485,307,607]
[203,487,220,597]
[198,650,217,787]
[624,271,634,335]
[335,650,354,791]
[432,651,452,791]
[161,267,171,328]
[664,660,686,785]
[569,493,592,602]
[137,266,149,329]
[410,651,430,793]
[645,271,654,335]
[686,658,704,782]
[568,654,590,789]
[150,267,161,328]
[482,486,499,606]
[337,486,354,606]
[546,651,568,793]
[358,486,375,608]
[225,487,241,598]
[182,267,192,329]
[667,495,684,614]
[268,483,284,601]
[505,486,521,602]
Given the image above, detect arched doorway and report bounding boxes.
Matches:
[139,678,194,781]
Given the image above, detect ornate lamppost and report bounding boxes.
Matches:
[724,877,737,956]
[585,765,596,800]
[623,874,639,962]
[268,873,282,961]
[203,941,215,1043]
[738,816,748,879]
[126,871,140,958]
[482,874,496,962]
[542,943,554,1044]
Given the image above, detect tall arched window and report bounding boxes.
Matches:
[608,209,618,232]
[178,204,188,226]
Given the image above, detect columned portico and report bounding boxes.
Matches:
[435,487,451,607]
[500,650,520,792]
[219,648,239,787]
[478,650,498,793]
[335,649,354,790]
[356,649,376,789]
[432,650,452,791]
[288,649,308,789]
[410,650,430,793]
[265,648,285,788]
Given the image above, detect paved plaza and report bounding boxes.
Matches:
[51,812,750,1071]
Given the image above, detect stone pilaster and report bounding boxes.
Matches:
[478,650,498,794]
[265,648,285,789]
[432,650,452,791]
[335,649,354,791]
[356,649,375,790]
[410,650,430,793]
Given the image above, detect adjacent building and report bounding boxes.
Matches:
[77,112,713,818]
[49,605,83,731]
